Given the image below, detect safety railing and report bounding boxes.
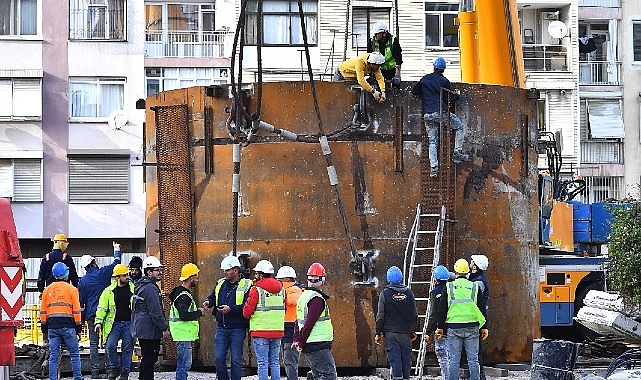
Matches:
[579,61,622,85]
[15,303,90,346]
[69,8,126,40]
[522,43,568,72]
[145,30,233,58]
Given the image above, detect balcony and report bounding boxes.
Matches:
[522,44,568,72]
[70,9,126,40]
[145,30,233,58]
[580,140,623,164]
[579,61,621,85]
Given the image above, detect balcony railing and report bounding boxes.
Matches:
[70,9,126,40]
[522,44,568,72]
[580,140,623,164]
[579,61,622,85]
[145,30,234,58]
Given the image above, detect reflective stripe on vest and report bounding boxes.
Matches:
[215,278,252,305]
[372,35,396,71]
[169,290,199,341]
[445,278,486,326]
[39,282,81,324]
[249,286,285,332]
[296,290,333,343]
[95,281,134,345]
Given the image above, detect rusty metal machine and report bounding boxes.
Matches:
[143,80,540,368]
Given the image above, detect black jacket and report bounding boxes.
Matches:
[375,283,418,334]
[169,285,203,321]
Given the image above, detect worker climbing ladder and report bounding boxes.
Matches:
[403,204,446,378]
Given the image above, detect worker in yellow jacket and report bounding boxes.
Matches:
[334,52,387,103]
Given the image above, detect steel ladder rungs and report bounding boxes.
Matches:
[419,213,440,217]
[415,247,435,251]
[416,230,437,234]
[411,263,434,268]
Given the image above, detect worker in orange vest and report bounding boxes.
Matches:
[40,262,83,380]
[275,266,304,380]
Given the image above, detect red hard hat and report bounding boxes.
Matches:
[307,262,326,277]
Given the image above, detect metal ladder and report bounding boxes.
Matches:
[403,204,446,378]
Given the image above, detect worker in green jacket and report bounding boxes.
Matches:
[95,264,135,380]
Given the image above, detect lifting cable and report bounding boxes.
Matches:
[342,0,351,61]
[296,0,358,259]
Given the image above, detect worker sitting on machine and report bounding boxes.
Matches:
[333,52,387,104]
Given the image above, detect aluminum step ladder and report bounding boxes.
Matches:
[403,204,446,378]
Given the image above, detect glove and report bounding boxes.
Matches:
[372,90,381,102]
[425,334,433,344]
[481,329,489,340]
[391,75,401,87]
[435,328,444,340]
[374,334,383,346]
[113,241,121,253]
[94,323,102,334]
[409,332,417,341]
[378,91,386,104]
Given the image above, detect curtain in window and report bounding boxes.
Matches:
[70,0,89,39]
[99,83,123,117]
[20,0,37,35]
[108,0,124,39]
[0,0,10,35]
[71,82,97,117]
[291,15,317,44]
[264,15,289,44]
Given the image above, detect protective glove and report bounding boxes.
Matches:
[435,328,444,340]
[374,334,383,346]
[391,75,401,87]
[94,323,102,334]
[481,329,489,340]
[113,241,121,253]
[409,332,417,341]
[425,334,433,344]
[378,91,386,104]
[372,90,381,102]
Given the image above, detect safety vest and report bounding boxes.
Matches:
[249,286,285,332]
[445,278,486,326]
[372,35,396,71]
[95,281,134,344]
[169,290,199,342]
[40,281,82,325]
[296,290,333,343]
[214,278,252,305]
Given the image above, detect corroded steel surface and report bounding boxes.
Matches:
[144,81,539,367]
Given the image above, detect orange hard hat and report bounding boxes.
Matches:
[307,262,326,277]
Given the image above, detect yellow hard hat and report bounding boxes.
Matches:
[454,258,470,274]
[179,263,200,281]
[112,263,130,276]
[52,233,68,242]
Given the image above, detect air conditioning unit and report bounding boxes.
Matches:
[541,11,559,21]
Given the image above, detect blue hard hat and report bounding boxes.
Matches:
[434,265,450,281]
[52,262,69,279]
[386,266,403,284]
[434,57,446,70]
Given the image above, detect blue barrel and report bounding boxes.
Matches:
[531,339,580,380]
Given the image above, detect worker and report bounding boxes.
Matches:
[411,57,469,178]
[203,255,253,380]
[95,263,135,380]
[131,256,170,380]
[469,255,490,380]
[367,21,403,85]
[334,52,387,104]
[243,260,285,380]
[128,255,143,283]
[37,233,79,292]
[374,266,418,380]
[40,262,83,380]
[436,259,488,380]
[169,263,206,380]
[425,265,452,380]
[275,266,304,380]
[293,262,337,380]
[78,241,123,378]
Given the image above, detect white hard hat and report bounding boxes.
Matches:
[372,21,388,35]
[221,255,241,270]
[143,256,163,270]
[79,254,95,269]
[470,254,489,271]
[367,52,385,65]
[253,259,275,274]
[276,266,297,279]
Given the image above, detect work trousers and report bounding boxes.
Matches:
[435,335,450,380]
[215,327,246,380]
[138,338,161,380]
[303,348,337,380]
[106,321,134,375]
[87,317,100,374]
[48,327,83,380]
[253,337,281,380]
[281,340,300,380]
[424,112,464,169]
[383,331,412,380]
[176,341,193,380]
[447,326,480,380]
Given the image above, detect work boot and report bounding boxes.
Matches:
[430,166,439,177]
[453,151,470,163]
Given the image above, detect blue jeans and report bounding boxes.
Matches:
[383,332,412,380]
[424,112,464,169]
[215,327,246,380]
[303,348,337,380]
[435,335,450,380]
[87,317,100,373]
[176,341,193,380]
[106,321,134,374]
[281,340,300,380]
[253,337,281,380]
[447,326,480,380]
[48,327,83,380]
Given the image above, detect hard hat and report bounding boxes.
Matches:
[307,262,326,277]
[454,258,470,274]
[179,263,200,281]
[372,21,388,35]
[386,266,403,284]
[79,254,95,269]
[276,266,297,279]
[434,57,447,70]
[143,256,163,270]
[52,233,68,242]
[52,262,69,279]
[253,260,275,274]
[112,263,130,276]
[470,255,489,271]
[221,255,241,270]
[434,265,450,281]
[367,52,385,65]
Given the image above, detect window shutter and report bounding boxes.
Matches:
[69,155,130,203]
[0,160,12,198]
[13,159,42,202]
[13,79,42,117]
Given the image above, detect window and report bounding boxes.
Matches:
[145,67,229,97]
[634,21,641,62]
[0,158,42,202]
[68,154,129,203]
[69,77,124,119]
[352,8,389,50]
[579,176,623,203]
[0,78,41,119]
[69,0,126,40]
[244,0,318,46]
[0,0,37,36]
[424,3,458,48]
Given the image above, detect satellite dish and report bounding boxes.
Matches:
[108,110,128,130]
[548,20,568,39]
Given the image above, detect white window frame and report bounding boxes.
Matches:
[0,0,40,37]
[633,20,641,63]
[145,67,229,97]
[68,154,130,203]
[0,158,43,202]
[69,0,127,40]
[69,77,125,121]
[351,7,389,51]
[424,2,459,48]
[244,0,318,46]
[0,78,41,119]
